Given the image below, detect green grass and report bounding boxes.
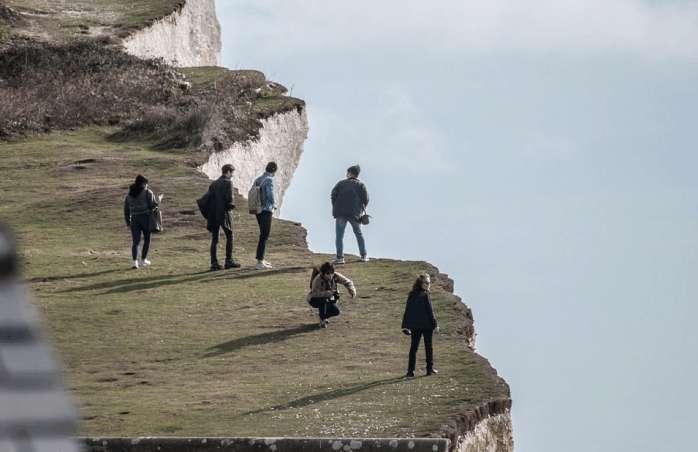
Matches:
[0,128,508,438]
[4,0,185,42]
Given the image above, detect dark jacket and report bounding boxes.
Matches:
[331,177,369,219]
[402,291,437,331]
[207,175,235,231]
[124,186,158,225]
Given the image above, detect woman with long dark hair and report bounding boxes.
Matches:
[402,273,438,377]
[123,175,160,269]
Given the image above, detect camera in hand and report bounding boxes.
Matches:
[329,291,340,302]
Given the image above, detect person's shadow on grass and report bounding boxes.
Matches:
[202,323,318,358]
[238,376,408,416]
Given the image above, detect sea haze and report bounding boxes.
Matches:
[217,1,698,450]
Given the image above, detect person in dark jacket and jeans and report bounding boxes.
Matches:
[402,274,439,377]
[123,175,160,269]
[253,161,277,270]
[207,164,240,271]
[331,164,369,264]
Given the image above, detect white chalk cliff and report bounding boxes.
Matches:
[198,109,309,215]
[457,413,514,452]
[122,0,221,67]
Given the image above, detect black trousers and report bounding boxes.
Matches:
[130,214,151,261]
[210,224,233,265]
[408,329,434,372]
[255,211,273,260]
[319,301,340,321]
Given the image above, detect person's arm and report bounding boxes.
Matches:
[123,197,131,226]
[360,182,369,208]
[402,298,409,329]
[225,180,235,210]
[331,182,339,205]
[263,178,275,210]
[334,272,356,298]
[426,294,437,329]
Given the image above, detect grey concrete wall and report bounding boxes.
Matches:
[83,437,449,452]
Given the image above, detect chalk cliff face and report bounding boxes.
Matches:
[198,109,309,215]
[122,0,221,67]
[457,414,513,452]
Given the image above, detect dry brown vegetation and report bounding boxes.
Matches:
[0,39,304,150]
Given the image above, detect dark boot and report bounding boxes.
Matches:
[210,262,222,271]
[224,260,241,269]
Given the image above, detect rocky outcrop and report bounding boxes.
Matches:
[455,413,513,452]
[198,108,309,215]
[122,0,221,67]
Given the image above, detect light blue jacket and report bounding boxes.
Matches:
[254,172,276,212]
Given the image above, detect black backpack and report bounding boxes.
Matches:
[196,191,212,220]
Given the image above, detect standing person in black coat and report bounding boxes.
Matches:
[123,175,161,269]
[402,274,439,377]
[207,164,241,271]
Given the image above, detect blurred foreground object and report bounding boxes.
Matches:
[0,225,81,452]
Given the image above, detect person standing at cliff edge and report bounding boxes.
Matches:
[402,274,439,377]
[207,164,241,271]
[252,161,277,270]
[331,165,369,264]
[123,175,162,269]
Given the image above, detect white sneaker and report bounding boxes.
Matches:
[262,260,273,268]
[140,259,151,267]
[255,261,272,270]
[319,320,328,328]
[332,257,345,265]
[132,260,139,269]
[360,255,369,262]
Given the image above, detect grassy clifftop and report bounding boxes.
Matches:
[0,128,509,438]
[1,0,184,44]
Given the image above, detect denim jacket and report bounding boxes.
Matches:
[254,172,276,212]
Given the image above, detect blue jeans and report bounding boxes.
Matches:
[335,217,366,259]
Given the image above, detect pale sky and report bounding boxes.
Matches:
[216,1,698,450]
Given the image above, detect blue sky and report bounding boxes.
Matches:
[216,1,698,450]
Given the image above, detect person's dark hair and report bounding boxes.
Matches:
[128,174,148,197]
[319,261,335,275]
[347,165,361,177]
[409,274,430,297]
[222,164,235,174]
[265,161,278,173]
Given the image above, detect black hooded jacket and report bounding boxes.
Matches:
[402,291,437,331]
[123,184,158,225]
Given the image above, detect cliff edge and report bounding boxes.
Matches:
[0,1,512,450]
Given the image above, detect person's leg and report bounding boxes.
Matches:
[130,223,141,261]
[256,211,272,261]
[348,218,367,257]
[223,227,233,263]
[140,217,151,261]
[335,218,348,259]
[326,302,340,319]
[319,301,327,320]
[408,329,423,374]
[210,224,220,265]
[423,329,434,371]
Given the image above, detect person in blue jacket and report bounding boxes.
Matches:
[253,161,277,270]
[402,273,439,377]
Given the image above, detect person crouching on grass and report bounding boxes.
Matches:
[307,262,356,328]
[402,273,439,377]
